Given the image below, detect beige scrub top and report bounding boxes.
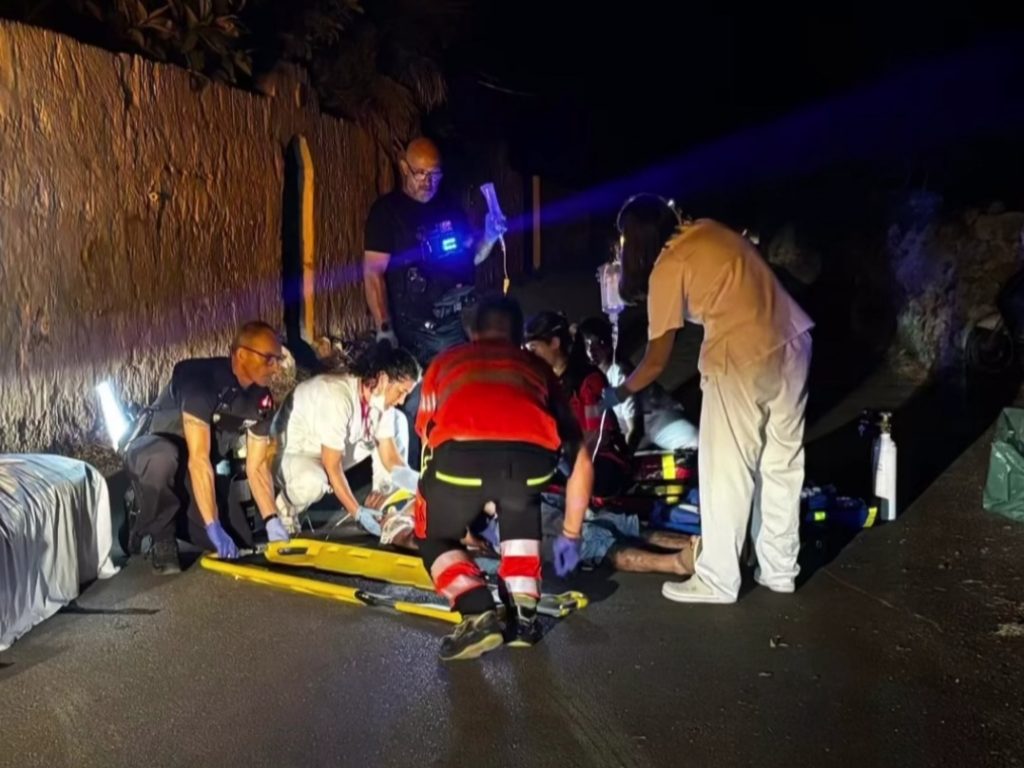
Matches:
[646,219,814,376]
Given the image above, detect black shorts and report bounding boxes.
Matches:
[417,441,559,541]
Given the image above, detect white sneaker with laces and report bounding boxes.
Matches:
[661,574,736,604]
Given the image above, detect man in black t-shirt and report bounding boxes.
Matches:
[123,321,290,574]
[363,137,507,365]
[363,137,507,463]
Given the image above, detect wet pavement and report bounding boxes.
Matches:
[3,365,1024,768]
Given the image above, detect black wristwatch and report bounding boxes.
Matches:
[380,321,391,333]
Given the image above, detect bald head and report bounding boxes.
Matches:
[232,321,278,352]
[400,137,443,203]
[230,321,282,388]
[406,137,441,166]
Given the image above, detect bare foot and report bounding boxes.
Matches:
[672,542,696,575]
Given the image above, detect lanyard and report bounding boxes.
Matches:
[359,396,376,447]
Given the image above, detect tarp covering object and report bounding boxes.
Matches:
[0,454,119,651]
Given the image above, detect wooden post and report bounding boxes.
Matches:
[296,136,315,343]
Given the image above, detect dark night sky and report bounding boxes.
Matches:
[441,3,1024,192]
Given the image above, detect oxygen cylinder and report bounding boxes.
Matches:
[871,411,898,521]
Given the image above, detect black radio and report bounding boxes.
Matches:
[417,218,468,260]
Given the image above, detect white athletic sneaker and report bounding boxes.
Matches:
[661,574,736,604]
[275,492,302,536]
[754,573,796,594]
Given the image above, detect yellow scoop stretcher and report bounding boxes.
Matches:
[201,493,588,624]
[201,547,461,623]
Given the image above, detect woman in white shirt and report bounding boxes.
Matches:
[274,344,421,533]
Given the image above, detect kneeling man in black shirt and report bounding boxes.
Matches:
[124,321,289,574]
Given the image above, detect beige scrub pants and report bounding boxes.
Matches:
[695,331,812,599]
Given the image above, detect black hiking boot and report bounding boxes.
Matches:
[125,487,145,555]
[150,540,181,576]
[496,578,542,647]
[127,529,145,556]
[505,601,543,648]
[439,610,503,661]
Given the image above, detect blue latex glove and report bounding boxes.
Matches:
[206,520,239,559]
[390,465,420,493]
[355,506,383,537]
[601,385,625,411]
[484,211,508,242]
[553,534,582,577]
[265,516,290,543]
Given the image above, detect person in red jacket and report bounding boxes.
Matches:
[524,311,632,498]
[415,296,594,661]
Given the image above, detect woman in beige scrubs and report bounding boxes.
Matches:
[604,195,813,603]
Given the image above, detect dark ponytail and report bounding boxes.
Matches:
[618,195,681,301]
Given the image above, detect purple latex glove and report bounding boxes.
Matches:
[265,516,290,543]
[206,520,239,559]
[553,534,582,577]
[478,516,500,551]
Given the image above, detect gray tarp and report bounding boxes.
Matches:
[0,454,119,651]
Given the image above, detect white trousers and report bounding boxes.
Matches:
[695,332,812,599]
[279,411,409,513]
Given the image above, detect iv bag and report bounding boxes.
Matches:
[598,260,626,316]
[480,182,505,220]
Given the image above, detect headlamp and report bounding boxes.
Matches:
[615,192,683,235]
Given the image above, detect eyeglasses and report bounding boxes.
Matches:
[241,346,284,365]
[407,165,443,183]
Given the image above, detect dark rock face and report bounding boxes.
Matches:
[885,192,1023,379]
[0,22,387,451]
[765,190,1023,383]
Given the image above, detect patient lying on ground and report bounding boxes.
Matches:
[536,493,694,575]
[364,490,695,577]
